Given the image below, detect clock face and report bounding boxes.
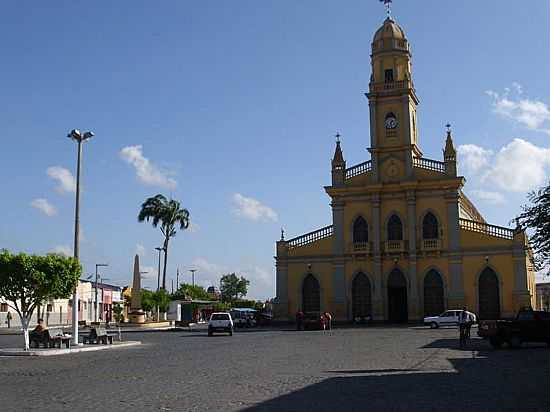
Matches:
[385,116,398,129]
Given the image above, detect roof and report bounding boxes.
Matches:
[373,17,406,42]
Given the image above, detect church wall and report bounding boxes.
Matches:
[287,237,333,257]
[286,261,332,317]
[459,230,512,248]
[461,255,516,318]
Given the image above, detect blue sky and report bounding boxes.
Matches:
[1,1,550,298]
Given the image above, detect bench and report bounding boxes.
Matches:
[83,327,113,344]
[47,328,72,349]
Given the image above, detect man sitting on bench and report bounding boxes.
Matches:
[29,319,48,348]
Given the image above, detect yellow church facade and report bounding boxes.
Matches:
[274,17,536,323]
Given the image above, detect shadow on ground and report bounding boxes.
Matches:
[241,338,550,412]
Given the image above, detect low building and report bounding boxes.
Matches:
[536,283,550,311]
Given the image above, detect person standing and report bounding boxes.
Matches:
[323,312,332,331]
[296,311,304,331]
[458,308,468,348]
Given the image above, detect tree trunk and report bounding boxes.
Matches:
[162,237,169,290]
[21,315,30,351]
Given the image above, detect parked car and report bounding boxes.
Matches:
[478,308,550,348]
[208,312,233,336]
[230,308,257,328]
[423,310,476,329]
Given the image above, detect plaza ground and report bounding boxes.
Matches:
[0,326,549,412]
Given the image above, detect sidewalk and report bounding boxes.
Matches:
[0,341,142,356]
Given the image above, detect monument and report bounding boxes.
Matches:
[128,254,146,323]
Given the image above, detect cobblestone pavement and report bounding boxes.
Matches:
[1,326,549,412]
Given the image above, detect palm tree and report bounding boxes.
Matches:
[138,194,190,290]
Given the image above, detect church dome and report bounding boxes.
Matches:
[372,17,409,54]
[373,17,406,42]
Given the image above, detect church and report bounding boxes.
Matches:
[274,15,537,323]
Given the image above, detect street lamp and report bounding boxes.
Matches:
[95,263,108,323]
[155,247,165,291]
[189,269,197,287]
[68,128,94,345]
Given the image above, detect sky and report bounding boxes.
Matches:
[1,1,550,298]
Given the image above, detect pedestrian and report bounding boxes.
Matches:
[320,313,326,332]
[458,307,468,348]
[323,312,332,331]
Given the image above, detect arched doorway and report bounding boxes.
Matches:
[387,269,408,323]
[352,273,372,320]
[478,268,500,320]
[424,270,444,316]
[302,274,320,313]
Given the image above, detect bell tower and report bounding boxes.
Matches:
[367,17,421,182]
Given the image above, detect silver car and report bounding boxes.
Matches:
[424,310,476,328]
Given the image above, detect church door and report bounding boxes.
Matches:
[302,274,320,313]
[387,269,408,323]
[478,268,500,320]
[424,270,445,317]
[352,273,372,320]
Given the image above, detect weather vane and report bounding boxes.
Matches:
[380,0,392,17]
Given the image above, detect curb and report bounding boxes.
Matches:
[0,341,142,356]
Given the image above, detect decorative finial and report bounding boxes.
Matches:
[380,0,392,17]
[335,132,341,143]
[446,123,452,133]
[280,227,285,241]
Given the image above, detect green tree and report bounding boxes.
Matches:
[152,289,171,313]
[173,283,211,301]
[219,273,250,303]
[138,194,190,290]
[517,184,550,276]
[141,289,155,313]
[113,302,124,324]
[0,250,81,350]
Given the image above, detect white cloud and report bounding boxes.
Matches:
[47,166,76,193]
[459,139,550,194]
[469,190,505,205]
[487,86,550,135]
[484,139,550,192]
[51,245,72,257]
[457,144,493,174]
[135,243,146,257]
[232,193,278,222]
[31,198,57,216]
[120,145,177,190]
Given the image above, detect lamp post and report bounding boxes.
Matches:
[68,128,94,345]
[95,264,108,322]
[155,247,165,292]
[189,269,197,287]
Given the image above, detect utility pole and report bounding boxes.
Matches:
[176,268,180,291]
[171,279,174,294]
[68,129,94,345]
[189,269,197,287]
[95,264,108,322]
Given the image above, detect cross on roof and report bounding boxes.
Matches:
[446,123,452,133]
[380,0,393,17]
[335,133,341,143]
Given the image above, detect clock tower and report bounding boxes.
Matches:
[367,17,421,182]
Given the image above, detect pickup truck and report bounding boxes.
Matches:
[478,309,550,348]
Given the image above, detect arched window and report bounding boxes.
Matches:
[302,274,320,313]
[478,268,500,320]
[352,273,372,320]
[422,212,439,239]
[387,215,403,241]
[353,217,369,243]
[424,270,444,317]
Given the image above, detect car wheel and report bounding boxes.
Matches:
[430,322,438,329]
[509,335,522,349]
[489,337,503,349]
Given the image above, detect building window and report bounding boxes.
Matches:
[422,212,439,239]
[0,303,8,312]
[384,69,394,83]
[353,217,369,243]
[387,215,403,241]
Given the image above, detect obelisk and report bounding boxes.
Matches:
[129,254,145,323]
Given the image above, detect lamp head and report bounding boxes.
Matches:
[67,129,81,140]
[83,131,94,140]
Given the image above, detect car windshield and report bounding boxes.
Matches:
[211,314,230,321]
